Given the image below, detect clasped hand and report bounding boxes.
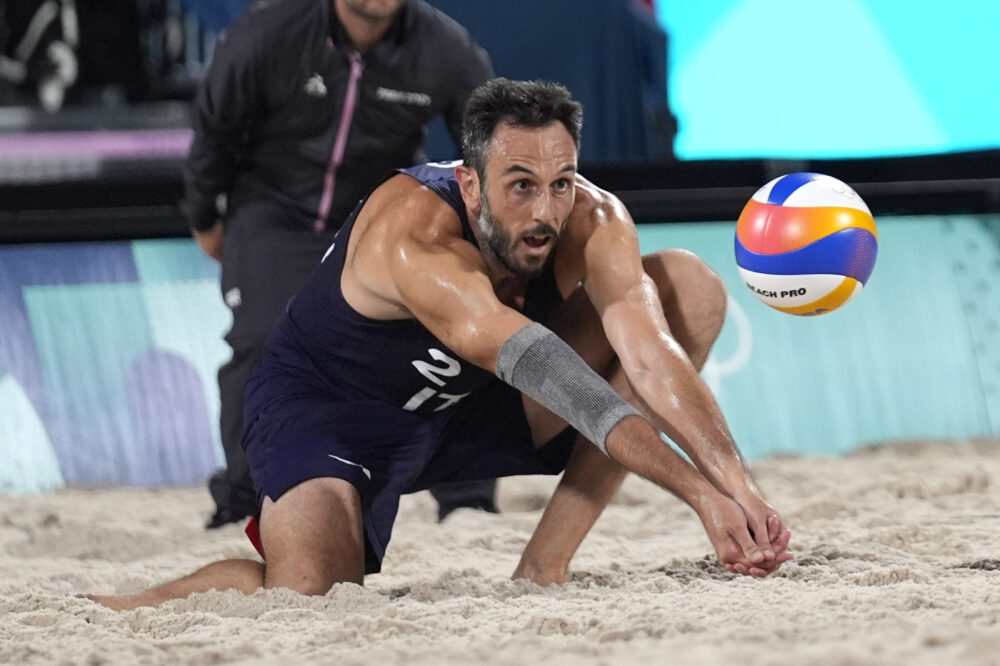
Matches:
[698,488,792,577]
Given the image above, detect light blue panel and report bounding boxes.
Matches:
[659,0,1000,158]
[656,1,742,71]
[671,0,946,159]
[636,215,995,459]
[863,1,1000,151]
[132,238,220,283]
[142,279,232,468]
[0,372,65,493]
[945,216,1000,433]
[23,283,152,483]
[135,237,230,468]
[122,349,220,485]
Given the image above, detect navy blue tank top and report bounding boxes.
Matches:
[261,162,563,417]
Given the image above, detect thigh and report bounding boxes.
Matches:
[259,477,365,591]
[408,381,577,492]
[243,373,433,574]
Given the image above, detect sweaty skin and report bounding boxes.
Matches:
[343,122,791,576]
[89,118,790,611]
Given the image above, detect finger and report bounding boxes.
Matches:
[732,526,765,564]
[717,536,742,565]
[752,552,795,577]
[746,514,775,561]
[772,528,792,554]
[767,514,782,542]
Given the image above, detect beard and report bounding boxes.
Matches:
[475,193,558,280]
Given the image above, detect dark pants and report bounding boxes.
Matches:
[209,201,496,522]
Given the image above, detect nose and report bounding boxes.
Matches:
[532,191,559,225]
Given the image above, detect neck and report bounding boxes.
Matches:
[333,0,396,54]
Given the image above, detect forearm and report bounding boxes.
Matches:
[517,415,725,581]
[628,342,755,497]
[607,415,722,513]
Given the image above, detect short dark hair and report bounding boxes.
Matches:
[461,78,583,179]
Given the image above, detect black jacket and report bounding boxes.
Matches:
[181,0,492,232]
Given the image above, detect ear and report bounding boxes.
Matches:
[455,164,481,218]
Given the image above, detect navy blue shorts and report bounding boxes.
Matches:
[243,375,577,573]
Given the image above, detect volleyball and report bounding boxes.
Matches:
[734,172,878,316]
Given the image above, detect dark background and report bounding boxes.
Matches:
[2,0,999,244]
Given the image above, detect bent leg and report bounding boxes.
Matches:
[89,559,264,611]
[209,209,336,528]
[515,359,634,585]
[91,477,364,610]
[260,477,365,592]
[641,248,727,371]
[514,438,623,585]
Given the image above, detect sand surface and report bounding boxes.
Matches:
[2,439,999,665]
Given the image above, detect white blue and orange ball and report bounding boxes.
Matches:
[734,172,878,316]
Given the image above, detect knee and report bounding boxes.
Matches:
[643,249,727,320]
[264,565,359,596]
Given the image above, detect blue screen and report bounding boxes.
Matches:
[656,0,1000,159]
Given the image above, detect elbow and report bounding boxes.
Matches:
[448,320,503,373]
[623,334,689,398]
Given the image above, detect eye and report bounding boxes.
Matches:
[553,178,572,192]
[512,179,532,192]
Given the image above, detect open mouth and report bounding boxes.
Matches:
[522,234,552,250]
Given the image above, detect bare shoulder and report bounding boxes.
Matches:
[345,174,484,318]
[353,174,468,259]
[384,179,483,269]
[570,174,634,232]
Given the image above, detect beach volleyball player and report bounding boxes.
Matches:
[91,79,791,609]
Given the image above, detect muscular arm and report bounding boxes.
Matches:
[374,184,784,575]
[381,197,533,373]
[578,183,789,563]
[578,192,744,484]
[386,208,768,569]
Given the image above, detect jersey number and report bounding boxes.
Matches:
[402,349,470,412]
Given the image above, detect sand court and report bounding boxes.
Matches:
[2,438,998,665]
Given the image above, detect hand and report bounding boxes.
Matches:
[193,222,225,262]
[512,556,568,586]
[695,491,777,577]
[726,487,793,576]
[721,515,792,576]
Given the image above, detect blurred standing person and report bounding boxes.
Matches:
[0,0,79,112]
[182,0,494,528]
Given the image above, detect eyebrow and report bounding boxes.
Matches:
[501,164,577,178]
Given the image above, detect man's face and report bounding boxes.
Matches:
[473,122,577,279]
[339,0,406,21]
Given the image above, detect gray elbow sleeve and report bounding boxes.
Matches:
[496,322,642,456]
